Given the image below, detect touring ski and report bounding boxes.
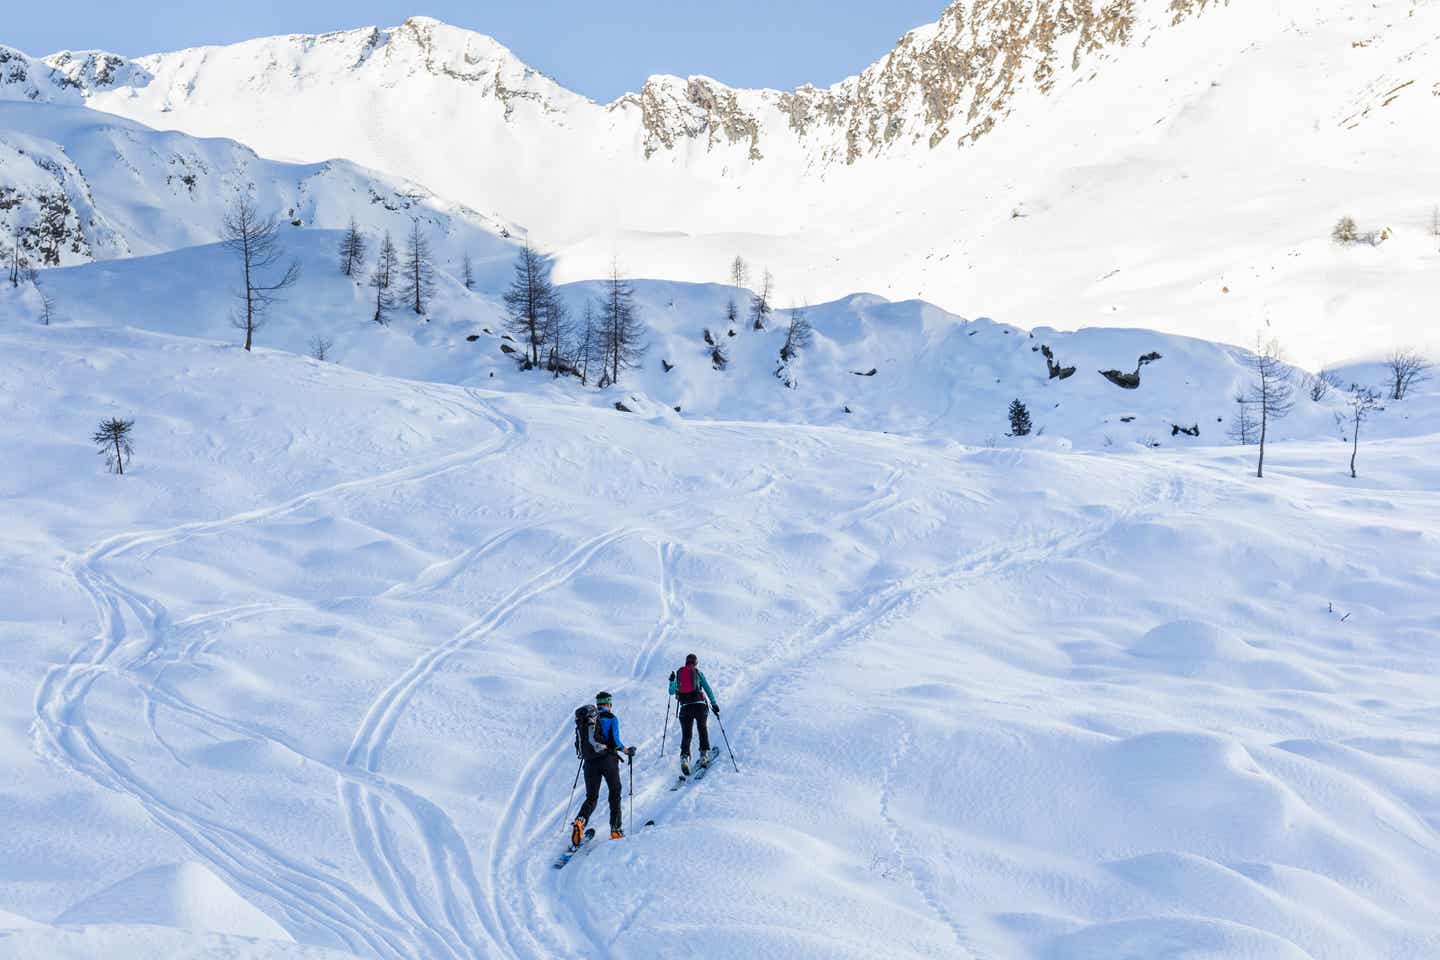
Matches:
[553,827,596,869]
[690,747,722,782]
[672,748,721,789]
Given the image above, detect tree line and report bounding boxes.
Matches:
[502,244,646,388]
[336,216,435,327]
[219,195,446,350]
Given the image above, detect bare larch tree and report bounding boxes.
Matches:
[542,292,573,377]
[1227,394,1258,445]
[1242,335,1295,478]
[9,223,22,287]
[462,251,475,290]
[749,268,774,331]
[221,194,300,351]
[503,242,554,367]
[1385,347,1431,401]
[775,304,814,388]
[779,305,814,363]
[400,219,435,315]
[92,417,135,475]
[1346,384,1382,479]
[339,217,368,277]
[727,254,748,329]
[598,262,646,388]
[576,300,598,385]
[37,281,56,326]
[370,231,398,325]
[730,255,749,291]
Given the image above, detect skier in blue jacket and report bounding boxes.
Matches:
[572,691,634,843]
[669,653,720,776]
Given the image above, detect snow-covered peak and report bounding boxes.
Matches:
[0,101,520,269]
[9,1,1440,364]
[42,49,149,94]
[0,45,74,103]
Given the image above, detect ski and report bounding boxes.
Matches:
[552,827,596,869]
[690,747,722,782]
[672,748,721,788]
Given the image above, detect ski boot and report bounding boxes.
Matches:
[611,829,625,840]
[571,818,587,848]
[680,754,691,777]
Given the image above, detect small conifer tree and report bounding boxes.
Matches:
[92,417,135,475]
[1008,399,1032,436]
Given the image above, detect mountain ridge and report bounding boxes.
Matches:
[18,2,1230,164]
[5,0,1440,368]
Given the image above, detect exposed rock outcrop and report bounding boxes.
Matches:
[1100,351,1163,389]
[1040,344,1076,380]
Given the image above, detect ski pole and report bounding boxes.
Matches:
[628,753,634,828]
[564,759,581,834]
[660,691,673,757]
[713,709,739,773]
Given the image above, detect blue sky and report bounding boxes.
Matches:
[6,2,947,101]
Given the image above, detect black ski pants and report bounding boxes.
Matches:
[577,754,623,832]
[679,701,711,757]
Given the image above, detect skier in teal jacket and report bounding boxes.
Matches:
[669,653,719,775]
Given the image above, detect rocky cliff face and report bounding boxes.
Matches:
[615,0,1230,163]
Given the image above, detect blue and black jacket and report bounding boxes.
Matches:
[584,708,626,759]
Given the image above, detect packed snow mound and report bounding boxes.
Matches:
[55,862,291,941]
[1130,620,1251,661]
[1126,620,1332,691]
[9,2,1440,362]
[0,101,520,270]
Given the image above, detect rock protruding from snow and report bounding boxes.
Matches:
[55,862,292,942]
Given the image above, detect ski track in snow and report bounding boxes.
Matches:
[487,461,1200,959]
[343,523,641,960]
[878,717,989,960]
[32,386,534,958]
[35,363,717,960]
[23,371,1254,960]
[482,538,688,960]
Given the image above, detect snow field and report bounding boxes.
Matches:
[1,316,1437,957]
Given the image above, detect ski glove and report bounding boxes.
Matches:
[625,746,636,758]
[669,671,676,682]
[711,705,720,715]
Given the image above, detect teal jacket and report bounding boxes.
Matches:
[669,667,717,707]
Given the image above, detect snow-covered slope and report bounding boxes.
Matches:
[8,1,1440,362]
[0,101,518,270]
[1,315,1437,959]
[15,225,1428,453]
